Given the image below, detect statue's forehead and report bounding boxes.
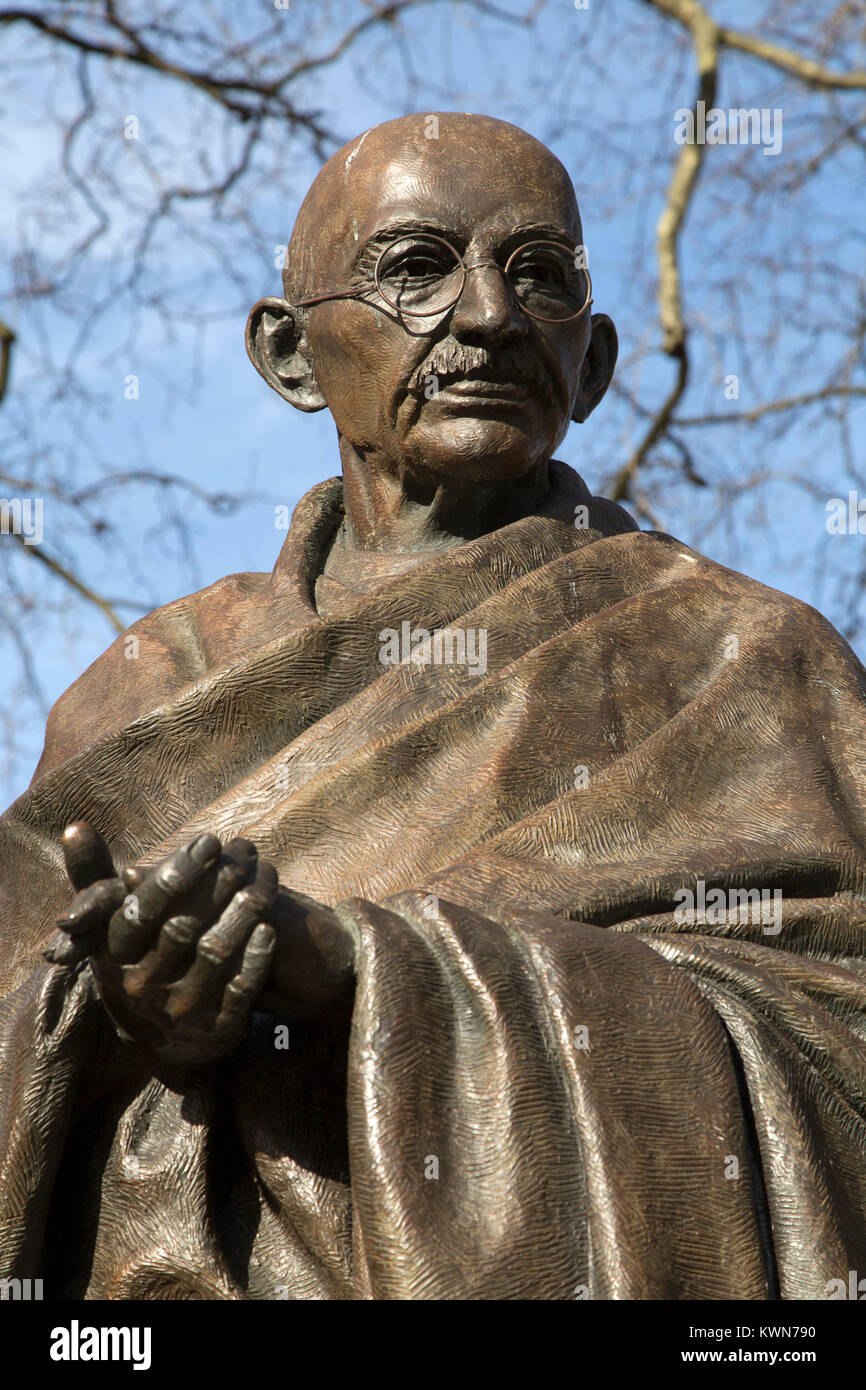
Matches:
[338,149,580,251]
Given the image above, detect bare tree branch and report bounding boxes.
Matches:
[0,320,14,404]
[652,1,719,354]
[608,0,718,500]
[6,531,124,632]
[673,384,866,427]
[608,343,688,500]
[645,0,866,90]
[717,21,866,91]
[616,0,866,504]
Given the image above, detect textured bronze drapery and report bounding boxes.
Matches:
[1,462,865,1298]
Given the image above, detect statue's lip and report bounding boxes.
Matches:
[434,373,533,397]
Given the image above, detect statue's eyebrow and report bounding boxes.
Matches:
[352,219,466,267]
[354,218,576,266]
[502,222,576,250]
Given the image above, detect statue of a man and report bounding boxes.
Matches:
[1,114,865,1301]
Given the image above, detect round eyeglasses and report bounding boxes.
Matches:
[294,233,593,323]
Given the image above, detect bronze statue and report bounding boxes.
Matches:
[1,113,865,1300]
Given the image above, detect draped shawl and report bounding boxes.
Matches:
[1,461,866,1300]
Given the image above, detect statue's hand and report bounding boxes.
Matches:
[259,886,356,1028]
[51,822,276,1065]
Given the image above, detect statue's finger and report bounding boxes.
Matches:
[44,927,104,967]
[56,878,127,936]
[179,839,258,923]
[61,821,116,891]
[123,913,200,991]
[163,862,277,1018]
[217,923,276,1029]
[106,833,221,964]
[121,865,148,891]
[117,844,259,986]
[223,838,258,863]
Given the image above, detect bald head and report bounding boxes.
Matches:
[283,113,583,304]
[247,109,616,493]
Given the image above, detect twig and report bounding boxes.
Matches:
[5,531,124,632]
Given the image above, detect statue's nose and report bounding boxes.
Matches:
[448,261,527,344]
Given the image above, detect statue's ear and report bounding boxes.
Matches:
[245,297,327,412]
[572,312,618,423]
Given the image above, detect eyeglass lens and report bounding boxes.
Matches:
[375,234,589,321]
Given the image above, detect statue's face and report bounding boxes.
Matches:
[303,130,592,484]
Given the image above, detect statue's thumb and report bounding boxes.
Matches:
[61,821,116,890]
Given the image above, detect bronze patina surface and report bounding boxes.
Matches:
[1,115,865,1299]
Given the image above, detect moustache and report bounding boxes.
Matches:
[406,342,555,401]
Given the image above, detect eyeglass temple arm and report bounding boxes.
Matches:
[293,287,373,309]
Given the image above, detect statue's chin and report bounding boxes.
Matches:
[402,410,555,484]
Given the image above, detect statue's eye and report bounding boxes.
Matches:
[386,252,448,281]
[377,237,460,291]
[510,251,569,286]
[374,236,463,314]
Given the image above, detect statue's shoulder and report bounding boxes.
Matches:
[32,478,342,781]
[621,528,865,672]
[32,566,275,782]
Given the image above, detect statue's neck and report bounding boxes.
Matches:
[332,436,553,562]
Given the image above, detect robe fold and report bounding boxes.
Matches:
[1,459,865,1299]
